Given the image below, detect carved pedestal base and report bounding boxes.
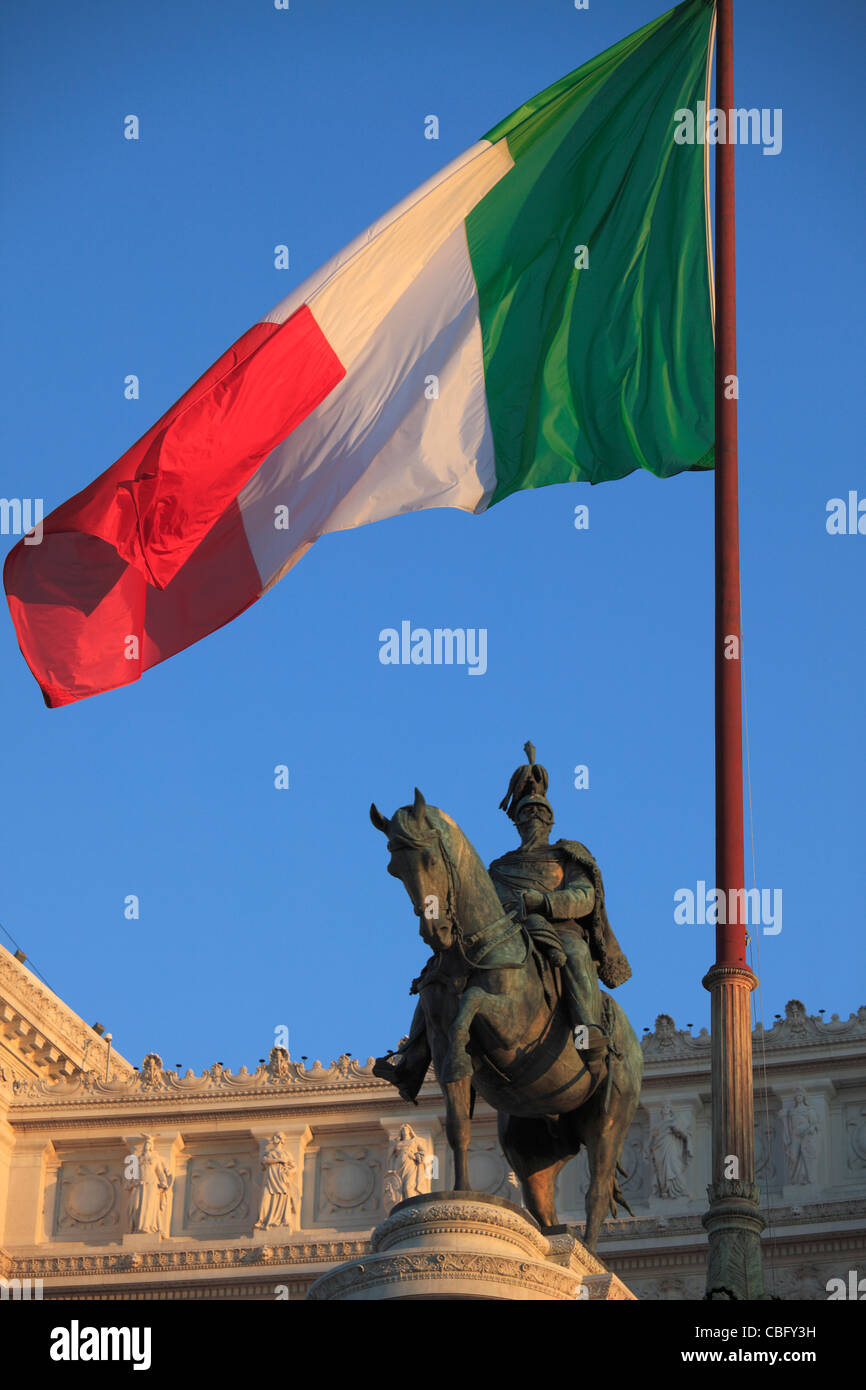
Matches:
[305,1192,637,1301]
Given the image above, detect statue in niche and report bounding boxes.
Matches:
[384,1124,429,1205]
[650,1103,693,1198]
[128,1136,172,1235]
[782,1089,821,1185]
[255,1133,300,1230]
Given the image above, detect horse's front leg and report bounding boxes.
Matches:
[437,986,488,1191]
[443,985,487,1085]
[442,1076,473,1190]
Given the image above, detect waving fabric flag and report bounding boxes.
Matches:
[5,0,715,707]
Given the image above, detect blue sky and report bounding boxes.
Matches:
[0,0,863,1076]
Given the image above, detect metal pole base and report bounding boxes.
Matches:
[703,1179,767,1299]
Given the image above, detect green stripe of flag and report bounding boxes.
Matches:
[466,0,715,505]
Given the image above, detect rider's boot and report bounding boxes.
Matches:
[372,1052,419,1106]
[558,969,610,1088]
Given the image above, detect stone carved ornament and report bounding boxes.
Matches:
[187,1156,251,1226]
[308,1252,577,1301]
[846,1105,866,1171]
[640,1000,866,1061]
[650,1103,693,1198]
[383,1125,429,1212]
[8,1045,387,1103]
[255,1134,300,1232]
[318,1148,380,1218]
[57,1163,123,1234]
[126,1137,173,1236]
[781,1089,821,1185]
[9,1000,863,1104]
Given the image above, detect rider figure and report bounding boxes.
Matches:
[488,743,632,1079]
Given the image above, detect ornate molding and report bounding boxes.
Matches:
[8,998,863,1108]
[372,1198,550,1259]
[594,1195,866,1242]
[307,1251,578,1301]
[8,1047,398,1108]
[14,1237,371,1279]
[642,1000,866,1062]
[0,950,135,1082]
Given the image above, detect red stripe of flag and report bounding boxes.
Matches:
[4,305,345,705]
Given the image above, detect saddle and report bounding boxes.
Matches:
[528,943,619,1108]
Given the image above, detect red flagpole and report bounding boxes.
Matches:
[702,0,766,1299]
[714,0,744,965]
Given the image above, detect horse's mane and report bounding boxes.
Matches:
[387,803,457,853]
[387,802,495,909]
[389,803,481,873]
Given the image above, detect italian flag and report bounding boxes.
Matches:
[5,0,715,707]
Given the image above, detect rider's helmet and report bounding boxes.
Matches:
[499,742,554,823]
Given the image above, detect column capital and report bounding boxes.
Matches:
[702,963,758,993]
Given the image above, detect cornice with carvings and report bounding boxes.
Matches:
[6,1052,399,1108]
[13,1237,371,1279]
[48,1278,315,1301]
[597,1196,866,1242]
[0,952,134,1080]
[641,1002,866,1062]
[307,1250,577,1300]
[372,1199,550,1259]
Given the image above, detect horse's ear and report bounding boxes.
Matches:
[369,803,390,834]
[412,787,427,821]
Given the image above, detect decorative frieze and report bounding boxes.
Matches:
[186,1155,251,1231]
[56,1162,124,1236]
[314,1146,382,1223]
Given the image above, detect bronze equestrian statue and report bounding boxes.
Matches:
[371,745,643,1253]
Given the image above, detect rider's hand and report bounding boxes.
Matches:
[522,890,545,913]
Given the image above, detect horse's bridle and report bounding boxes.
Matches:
[388,821,529,973]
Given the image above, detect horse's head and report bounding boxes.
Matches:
[370,788,459,951]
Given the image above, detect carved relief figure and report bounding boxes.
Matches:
[782,1089,820,1185]
[384,1124,429,1204]
[267,1046,291,1080]
[255,1133,300,1230]
[139,1053,163,1087]
[382,1170,404,1212]
[650,1103,693,1198]
[128,1136,172,1235]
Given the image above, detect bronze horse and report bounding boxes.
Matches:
[371,788,643,1252]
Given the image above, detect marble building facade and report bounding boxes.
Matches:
[0,944,863,1300]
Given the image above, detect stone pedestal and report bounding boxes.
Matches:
[305,1192,636,1301]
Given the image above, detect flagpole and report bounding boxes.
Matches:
[701,0,766,1299]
